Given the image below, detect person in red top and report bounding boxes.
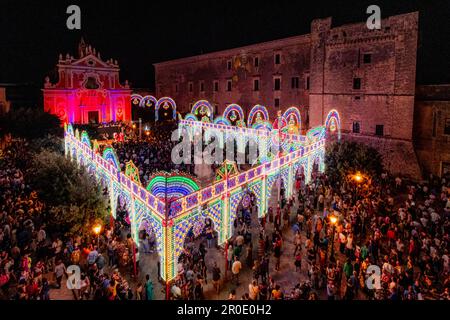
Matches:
[26,278,39,300]
[386,227,396,249]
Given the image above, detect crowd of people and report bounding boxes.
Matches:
[1,118,449,301]
[108,122,195,187]
[0,141,52,300]
[211,169,450,300]
[0,139,160,300]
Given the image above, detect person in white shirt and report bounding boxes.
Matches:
[248,280,259,300]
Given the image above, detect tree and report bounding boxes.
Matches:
[29,150,108,237]
[325,141,383,184]
[0,107,61,139]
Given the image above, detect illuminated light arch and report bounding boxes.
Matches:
[325,109,341,140]
[223,104,245,126]
[283,107,302,133]
[102,147,120,170]
[67,124,74,136]
[252,121,273,131]
[248,105,269,126]
[141,95,158,108]
[177,112,183,121]
[80,131,91,149]
[184,113,198,122]
[191,100,214,121]
[146,173,200,202]
[131,94,144,107]
[213,116,231,126]
[155,97,177,121]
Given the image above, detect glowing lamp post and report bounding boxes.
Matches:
[351,172,364,201]
[93,224,102,248]
[329,215,337,263]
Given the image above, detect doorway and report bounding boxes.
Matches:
[88,111,100,124]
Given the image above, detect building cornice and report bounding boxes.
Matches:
[154,34,311,68]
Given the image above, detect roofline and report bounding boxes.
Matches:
[153,11,419,68]
[153,33,311,68]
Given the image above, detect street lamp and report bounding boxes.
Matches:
[351,172,364,201]
[329,215,337,263]
[93,224,102,247]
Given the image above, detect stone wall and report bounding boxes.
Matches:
[414,85,450,177]
[154,12,423,179]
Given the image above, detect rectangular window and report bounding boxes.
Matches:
[214,81,219,92]
[189,82,193,93]
[175,84,178,93]
[363,53,372,64]
[274,78,281,91]
[227,60,232,71]
[275,53,281,65]
[274,98,280,107]
[227,80,232,92]
[254,56,259,68]
[445,118,450,135]
[200,81,204,92]
[253,79,259,91]
[352,121,361,134]
[353,78,361,90]
[375,125,384,136]
[306,76,310,90]
[291,77,299,89]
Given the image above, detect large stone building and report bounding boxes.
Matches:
[414,85,450,178]
[154,12,426,178]
[43,39,132,125]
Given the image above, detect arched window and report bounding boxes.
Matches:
[84,77,100,89]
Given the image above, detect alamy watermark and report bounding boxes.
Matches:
[66,265,81,290]
[367,5,382,30]
[171,127,285,165]
[365,265,382,290]
[66,5,81,30]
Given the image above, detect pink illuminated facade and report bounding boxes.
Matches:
[43,39,132,124]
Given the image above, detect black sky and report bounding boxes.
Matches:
[0,0,449,89]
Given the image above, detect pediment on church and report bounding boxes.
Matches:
[69,54,115,69]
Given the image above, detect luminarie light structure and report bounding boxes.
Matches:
[64,98,338,281]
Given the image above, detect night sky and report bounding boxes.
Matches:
[1,0,449,89]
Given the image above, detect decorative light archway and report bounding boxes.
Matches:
[141,95,158,108]
[80,131,91,149]
[131,94,144,107]
[325,109,341,140]
[213,116,231,126]
[102,147,120,170]
[283,107,302,134]
[248,105,269,127]
[184,113,198,122]
[191,100,214,122]
[156,97,177,121]
[223,104,245,127]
